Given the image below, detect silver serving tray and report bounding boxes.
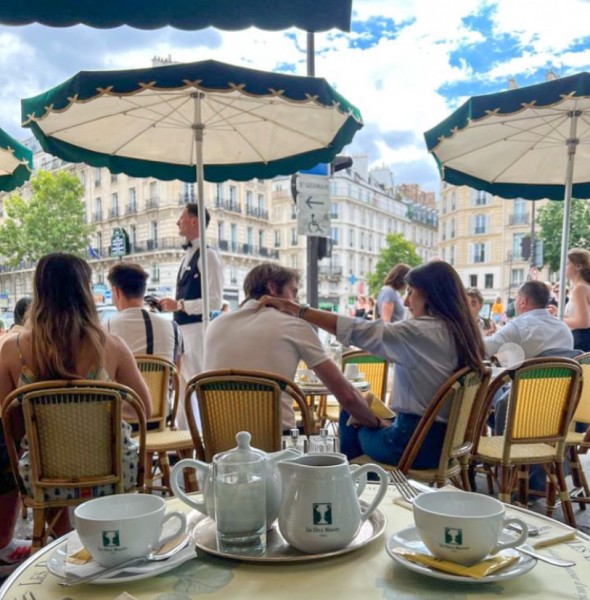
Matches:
[188,501,386,563]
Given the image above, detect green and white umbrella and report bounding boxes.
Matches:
[424,72,590,314]
[0,127,33,192]
[22,59,363,323]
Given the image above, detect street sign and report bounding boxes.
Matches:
[110,227,129,257]
[296,174,331,237]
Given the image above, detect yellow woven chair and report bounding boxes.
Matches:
[2,380,147,551]
[566,352,590,508]
[473,358,582,527]
[352,367,491,489]
[134,354,195,494]
[185,369,314,462]
[317,350,391,431]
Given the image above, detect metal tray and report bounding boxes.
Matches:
[188,501,386,563]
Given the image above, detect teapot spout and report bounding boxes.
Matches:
[268,448,301,465]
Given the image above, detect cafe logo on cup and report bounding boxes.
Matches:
[444,527,463,546]
[102,530,121,548]
[313,503,332,525]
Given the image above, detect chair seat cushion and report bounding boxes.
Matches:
[477,436,559,463]
[145,430,194,452]
[566,431,587,445]
[350,455,460,484]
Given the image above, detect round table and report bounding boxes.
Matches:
[2,486,590,600]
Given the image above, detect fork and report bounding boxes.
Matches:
[389,469,421,503]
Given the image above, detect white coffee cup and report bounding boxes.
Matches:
[344,363,360,380]
[74,494,187,567]
[413,491,528,566]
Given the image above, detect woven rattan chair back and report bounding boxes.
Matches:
[341,350,389,402]
[2,380,147,549]
[186,369,313,462]
[573,353,590,425]
[398,367,491,485]
[135,354,180,431]
[503,359,582,461]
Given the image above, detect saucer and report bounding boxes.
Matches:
[46,531,196,585]
[386,526,537,583]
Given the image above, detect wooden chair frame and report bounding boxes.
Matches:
[353,367,491,489]
[2,380,147,551]
[134,354,195,494]
[472,358,582,527]
[185,369,313,462]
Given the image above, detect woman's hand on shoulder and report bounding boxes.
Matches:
[256,295,299,317]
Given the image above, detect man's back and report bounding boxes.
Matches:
[204,299,329,430]
[106,307,182,364]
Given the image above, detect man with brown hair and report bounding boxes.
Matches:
[106,262,183,366]
[204,263,378,432]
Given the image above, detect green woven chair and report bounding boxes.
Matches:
[185,369,313,462]
[473,358,582,527]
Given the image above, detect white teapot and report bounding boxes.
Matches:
[170,431,300,529]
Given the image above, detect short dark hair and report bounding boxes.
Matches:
[518,280,549,308]
[384,263,411,290]
[107,263,148,299]
[185,203,211,228]
[14,297,32,326]
[243,263,299,300]
[465,287,484,306]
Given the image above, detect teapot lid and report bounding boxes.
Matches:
[214,431,266,465]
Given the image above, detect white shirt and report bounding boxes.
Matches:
[204,299,330,429]
[336,315,457,421]
[484,308,574,358]
[106,308,183,363]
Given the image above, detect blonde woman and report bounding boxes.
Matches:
[564,248,590,351]
[0,253,151,563]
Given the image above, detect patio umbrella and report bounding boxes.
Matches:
[0,0,352,31]
[0,127,33,192]
[21,59,363,325]
[424,71,590,315]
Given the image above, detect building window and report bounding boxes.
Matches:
[217,221,225,242]
[274,230,281,248]
[473,214,487,235]
[291,228,297,245]
[152,263,160,283]
[246,191,253,210]
[349,228,354,248]
[331,227,340,246]
[449,245,455,265]
[128,187,136,211]
[474,190,488,206]
[511,268,525,286]
[513,233,524,260]
[469,242,490,264]
[485,274,494,289]
[469,275,477,288]
[94,168,102,187]
[129,225,136,248]
[149,181,158,201]
[183,183,195,203]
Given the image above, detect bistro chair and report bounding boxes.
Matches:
[134,354,195,494]
[317,350,390,431]
[566,352,590,508]
[185,369,314,462]
[472,358,582,527]
[353,366,491,489]
[2,380,147,551]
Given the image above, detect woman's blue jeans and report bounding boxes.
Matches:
[339,411,447,469]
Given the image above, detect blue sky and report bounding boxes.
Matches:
[3,0,590,195]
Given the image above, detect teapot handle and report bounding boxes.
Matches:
[170,458,209,514]
[350,464,389,523]
[349,464,367,497]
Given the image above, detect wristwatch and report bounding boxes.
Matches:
[297,303,310,319]
[178,299,185,312]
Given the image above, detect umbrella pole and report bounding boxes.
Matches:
[193,91,210,330]
[557,111,580,319]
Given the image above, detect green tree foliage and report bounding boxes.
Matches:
[537,199,590,272]
[367,233,422,296]
[0,170,93,266]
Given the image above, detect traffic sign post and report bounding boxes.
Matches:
[296,174,331,236]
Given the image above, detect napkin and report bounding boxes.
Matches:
[391,547,518,579]
[347,392,395,426]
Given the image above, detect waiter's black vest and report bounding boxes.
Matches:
[175,248,203,326]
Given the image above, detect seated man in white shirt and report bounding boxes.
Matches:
[204,263,380,433]
[106,262,183,367]
[484,280,574,362]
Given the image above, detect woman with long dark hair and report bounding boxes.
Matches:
[0,253,151,562]
[259,261,485,468]
[564,248,590,351]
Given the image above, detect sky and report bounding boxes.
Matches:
[2,0,590,196]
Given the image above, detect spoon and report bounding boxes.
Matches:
[514,546,575,568]
[58,533,192,586]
